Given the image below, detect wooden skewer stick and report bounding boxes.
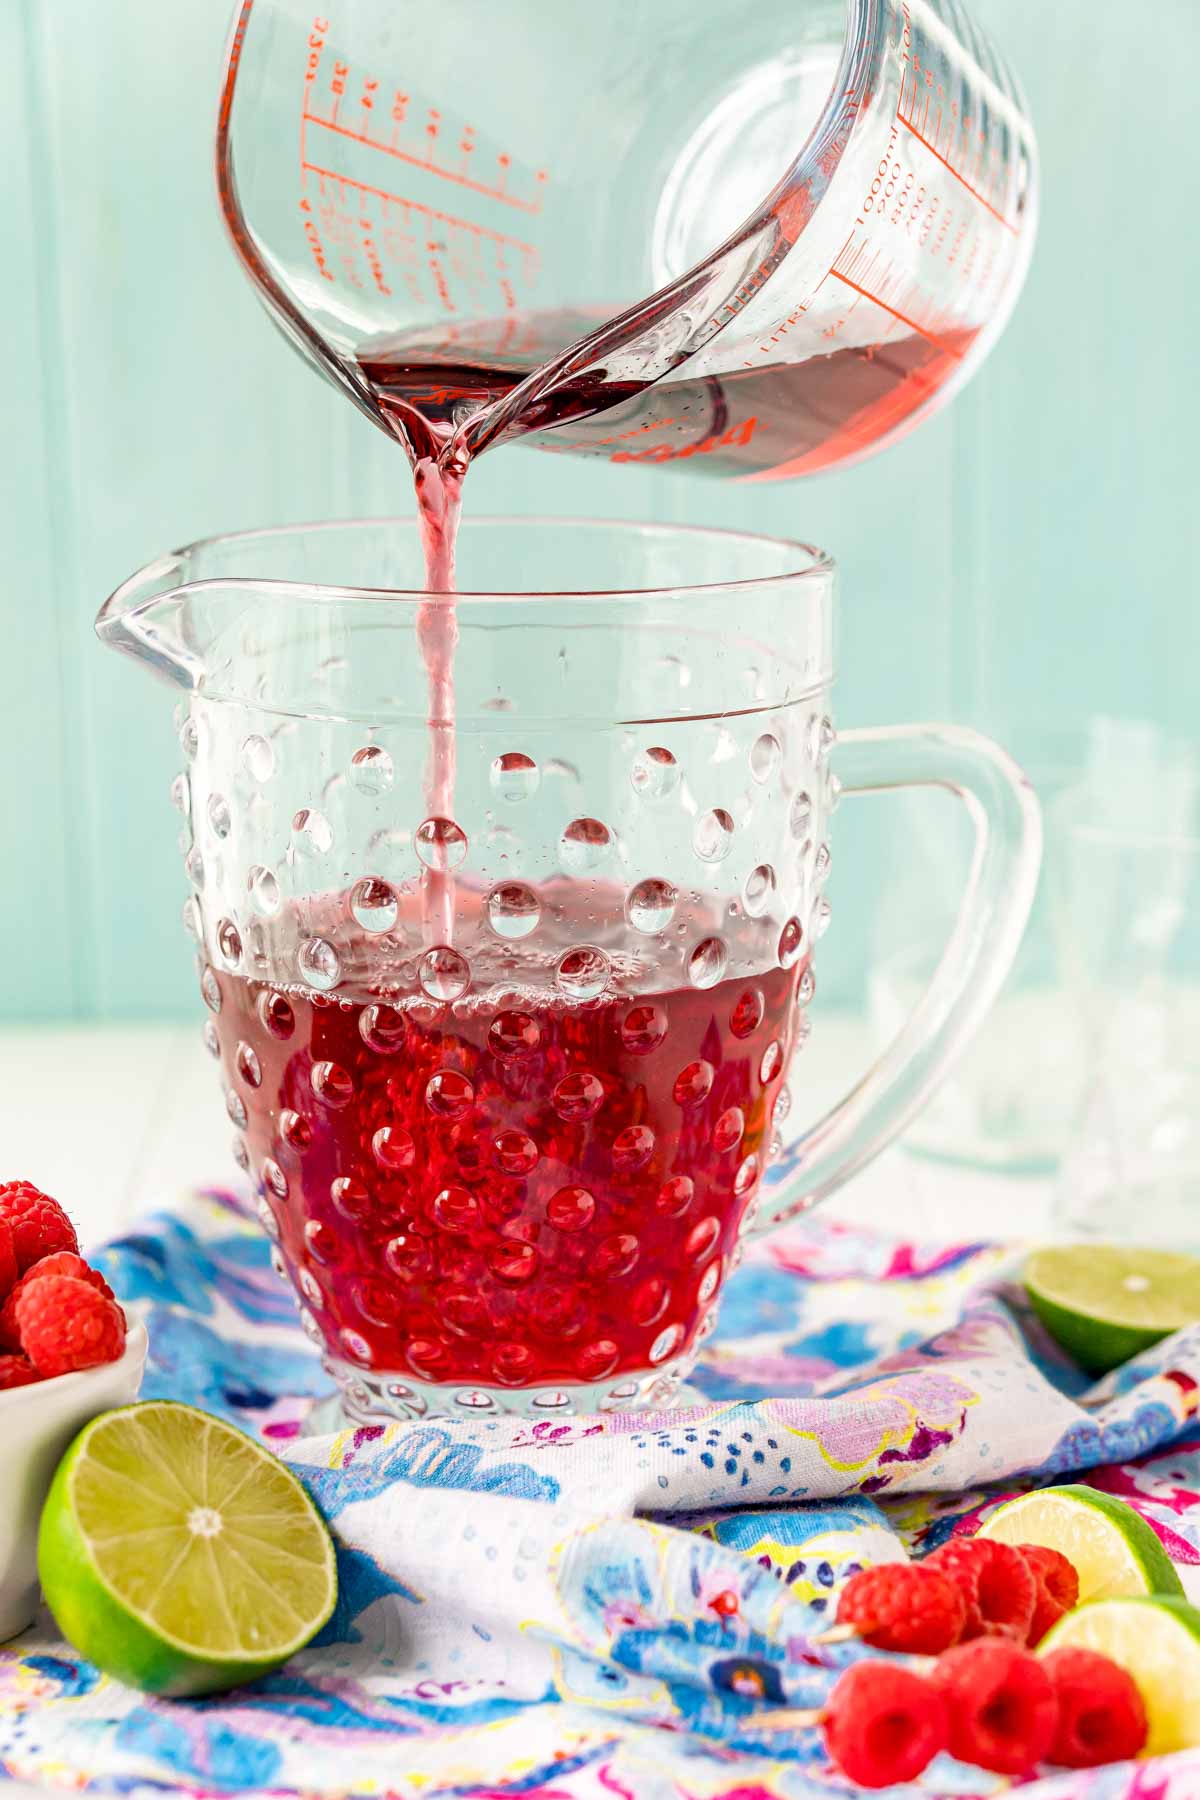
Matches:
[809,1622,859,1646]
[740,1706,824,1734]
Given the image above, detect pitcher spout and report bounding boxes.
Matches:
[96,550,207,691]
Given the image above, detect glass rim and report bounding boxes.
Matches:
[105,515,836,610]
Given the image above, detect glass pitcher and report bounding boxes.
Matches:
[98,519,1040,1419]
[218,0,1037,479]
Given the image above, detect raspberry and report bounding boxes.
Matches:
[837,1563,967,1654]
[823,1662,949,1789]
[1041,1647,1148,1767]
[926,1537,1036,1642]
[931,1639,1058,1774]
[14,1275,126,1377]
[0,1353,37,1389]
[1019,1544,1080,1644]
[0,1219,16,1302]
[0,1253,115,1351]
[0,1182,78,1273]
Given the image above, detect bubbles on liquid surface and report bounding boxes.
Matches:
[415,816,468,871]
[620,1003,668,1055]
[332,1176,370,1220]
[559,817,611,871]
[750,732,782,783]
[693,808,734,863]
[247,864,280,917]
[350,745,394,795]
[489,751,539,802]
[491,1242,539,1287]
[418,944,470,1001]
[259,990,295,1039]
[626,877,678,935]
[350,876,399,934]
[778,918,803,969]
[216,918,242,967]
[789,792,813,838]
[743,863,776,918]
[687,936,728,989]
[486,881,540,939]
[555,945,611,1000]
[552,1071,604,1120]
[291,808,333,857]
[630,746,679,800]
[241,734,276,783]
[298,936,341,990]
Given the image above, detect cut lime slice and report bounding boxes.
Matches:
[979,1483,1183,1602]
[1039,1597,1200,1754]
[1024,1244,1200,1374]
[38,1400,336,1696]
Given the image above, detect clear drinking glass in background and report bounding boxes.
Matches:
[1055,812,1200,1249]
[868,719,1198,1175]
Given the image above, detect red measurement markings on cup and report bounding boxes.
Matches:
[896,55,1017,236]
[297,16,544,313]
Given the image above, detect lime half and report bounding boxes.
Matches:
[1024,1244,1200,1373]
[38,1400,336,1696]
[979,1483,1183,1603]
[1039,1597,1200,1755]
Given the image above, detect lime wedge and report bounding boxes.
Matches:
[38,1400,336,1696]
[1039,1597,1200,1754]
[1024,1244,1200,1373]
[979,1483,1183,1602]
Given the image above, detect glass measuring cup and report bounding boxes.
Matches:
[217,0,1037,480]
[98,519,1040,1420]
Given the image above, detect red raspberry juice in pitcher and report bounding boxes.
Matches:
[210,889,805,1389]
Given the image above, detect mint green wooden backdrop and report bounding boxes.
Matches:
[2,0,1197,1021]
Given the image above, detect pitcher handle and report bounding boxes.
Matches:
[755,724,1042,1229]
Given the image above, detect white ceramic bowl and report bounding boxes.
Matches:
[0,1320,148,1641]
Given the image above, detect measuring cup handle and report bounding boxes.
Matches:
[754,724,1042,1230]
